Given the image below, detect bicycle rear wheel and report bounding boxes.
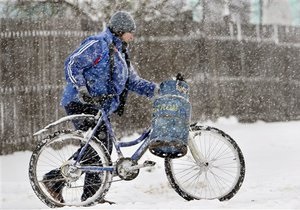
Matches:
[29,130,112,208]
[165,124,245,201]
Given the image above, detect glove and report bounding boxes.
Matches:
[151,84,160,100]
[77,86,91,104]
[154,85,160,97]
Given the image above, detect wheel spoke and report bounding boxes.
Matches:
[165,126,245,201]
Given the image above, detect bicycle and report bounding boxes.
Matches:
[29,76,245,208]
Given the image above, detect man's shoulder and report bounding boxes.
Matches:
[75,28,112,52]
[83,35,103,43]
[87,29,112,41]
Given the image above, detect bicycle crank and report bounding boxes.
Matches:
[60,160,82,182]
[116,158,156,181]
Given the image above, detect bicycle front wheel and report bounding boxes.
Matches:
[165,124,245,201]
[29,130,112,208]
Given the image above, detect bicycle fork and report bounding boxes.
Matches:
[188,132,206,166]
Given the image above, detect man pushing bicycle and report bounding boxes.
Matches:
[42,11,158,203]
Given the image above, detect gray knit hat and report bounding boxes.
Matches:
[108,11,136,34]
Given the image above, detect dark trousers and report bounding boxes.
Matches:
[43,102,112,201]
[65,102,112,153]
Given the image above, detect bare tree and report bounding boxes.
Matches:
[64,0,187,22]
[0,0,88,19]
[0,0,252,24]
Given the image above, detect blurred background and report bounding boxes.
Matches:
[0,0,299,154]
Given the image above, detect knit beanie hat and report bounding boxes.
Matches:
[108,11,136,34]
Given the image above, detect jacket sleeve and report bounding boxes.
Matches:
[127,65,157,98]
[66,39,104,88]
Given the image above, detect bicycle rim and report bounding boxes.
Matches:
[165,125,245,201]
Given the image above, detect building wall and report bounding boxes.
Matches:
[186,0,300,26]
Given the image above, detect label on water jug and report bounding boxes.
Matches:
[154,104,179,112]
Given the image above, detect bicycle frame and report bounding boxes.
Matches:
[75,109,153,173]
[33,109,207,174]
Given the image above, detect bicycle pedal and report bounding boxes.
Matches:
[143,160,156,167]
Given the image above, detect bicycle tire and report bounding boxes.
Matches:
[165,124,245,201]
[29,130,112,208]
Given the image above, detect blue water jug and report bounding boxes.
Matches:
[149,79,191,158]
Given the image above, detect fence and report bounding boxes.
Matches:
[0,18,299,154]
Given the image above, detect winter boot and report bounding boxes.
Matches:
[42,169,65,203]
[81,172,103,201]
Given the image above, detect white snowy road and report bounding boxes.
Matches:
[1,118,300,209]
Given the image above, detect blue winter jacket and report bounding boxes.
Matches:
[61,28,156,114]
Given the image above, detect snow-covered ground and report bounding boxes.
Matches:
[1,117,300,209]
